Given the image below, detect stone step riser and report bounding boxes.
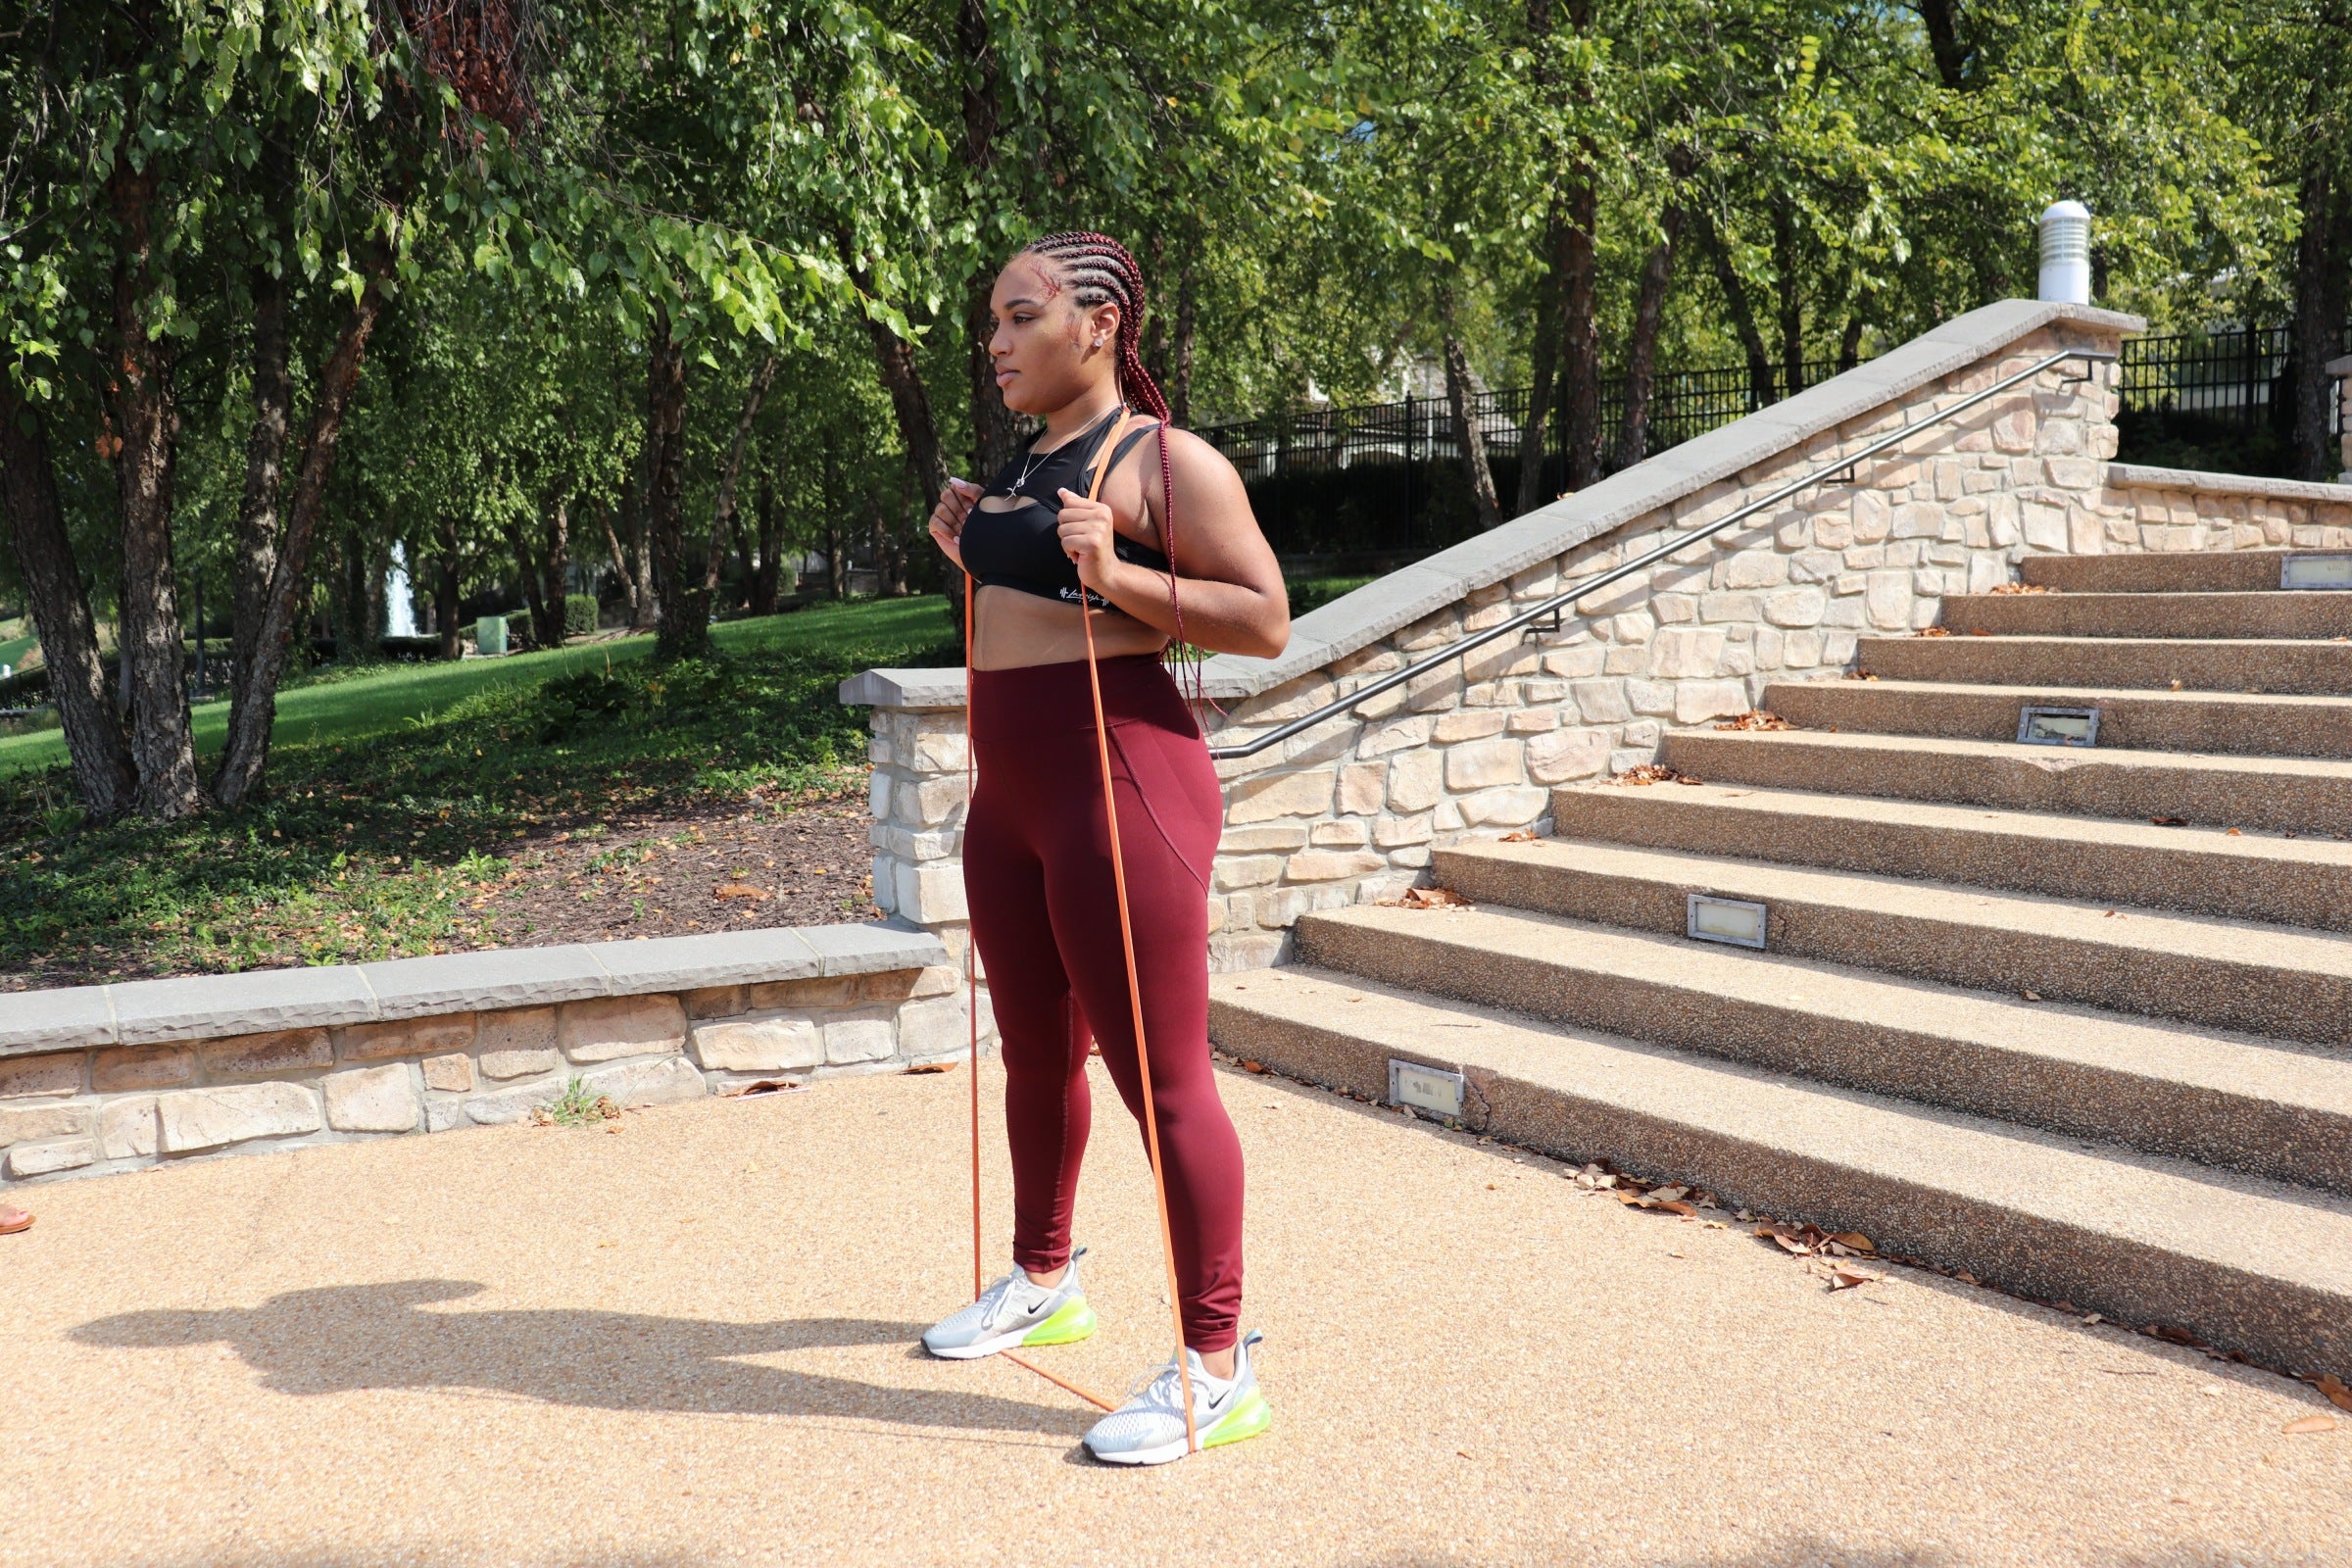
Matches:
[1661,732,2352,837]
[1764,681,2352,759]
[1943,592,2352,640]
[1426,846,2352,1050]
[1208,986,2352,1380]
[1856,635,2352,695]
[1287,916,2352,1195]
[2022,551,2325,594]
[1547,788,2352,931]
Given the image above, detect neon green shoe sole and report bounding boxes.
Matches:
[1019,1295,1097,1348]
[1202,1389,1273,1449]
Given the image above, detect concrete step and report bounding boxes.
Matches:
[1279,906,2352,1193]
[1764,677,2352,759]
[1547,781,2352,930]
[1424,837,2352,1050]
[1208,964,2352,1381]
[1856,633,2352,695]
[1659,728,2352,838]
[1941,590,2352,640]
[2022,550,2339,594]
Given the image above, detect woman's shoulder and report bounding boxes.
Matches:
[1149,423,1241,482]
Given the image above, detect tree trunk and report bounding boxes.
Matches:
[622,454,659,632]
[749,468,784,615]
[539,495,570,646]
[1169,258,1199,427]
[1698,210,1778,408]
[2289,163,2348,483]
[1515,232,1564,516]
[232,265,291,708]
[435,517,463,662]
[339,527,372,661]
[108,162,202,818]
[1618,204,1687,469]
[1559,179,1602,489]
[646,307,703,661]
[0,385,136,817]
[1918,0,1971,89]
[706,353,777,603]
[214,252,392,807]
[507,514,548,648]
[1439,297,1501,531]
[1773,197,1806,399]
[1838,312,1866,373]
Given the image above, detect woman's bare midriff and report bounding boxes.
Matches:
[970,585,1171,670]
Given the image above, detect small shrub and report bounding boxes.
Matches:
[564,594,598,639]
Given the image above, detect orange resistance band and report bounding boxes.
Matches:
[959,411,1199,1449]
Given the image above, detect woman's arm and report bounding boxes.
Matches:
[1054,429,1290,659]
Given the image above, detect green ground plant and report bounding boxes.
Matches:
[0,600,954,986]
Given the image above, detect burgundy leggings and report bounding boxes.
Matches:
[964,654,1244,1351]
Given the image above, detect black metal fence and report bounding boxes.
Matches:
[1200,328,2346,560]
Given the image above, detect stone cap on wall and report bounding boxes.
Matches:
[840,298,2143,714]
[0,921,947,1058]
[2108,463,2352,505]
[2328,354,2352,377]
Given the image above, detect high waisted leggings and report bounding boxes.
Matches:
[964,654,1244,1351]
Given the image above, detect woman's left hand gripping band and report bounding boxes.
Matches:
[1054,487,1124,598]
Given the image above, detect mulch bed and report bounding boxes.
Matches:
[415,798,885,952]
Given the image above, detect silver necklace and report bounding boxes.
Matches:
[1006,408,1116,495]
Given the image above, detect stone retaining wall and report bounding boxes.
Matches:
[0,923,974,1187]
[846,301,2352,972]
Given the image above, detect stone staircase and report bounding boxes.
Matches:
[1208,549,2352,1381]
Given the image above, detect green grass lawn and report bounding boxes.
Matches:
[0,597,956,986]
[0,597,952,779]
[0,632,34,670]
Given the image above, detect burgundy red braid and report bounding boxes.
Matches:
[1022,230,1203,706]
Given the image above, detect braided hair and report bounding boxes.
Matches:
[1020,230,1200,699]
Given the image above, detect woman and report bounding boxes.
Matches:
[919,231,1289,1465]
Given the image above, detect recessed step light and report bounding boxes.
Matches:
[2281,555,2352,590]
[2018,706,2100,747]
[1687,894,1769,950]
[1389,1058,1465,1117]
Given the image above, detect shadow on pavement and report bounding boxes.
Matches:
[71,1278,1087,1436]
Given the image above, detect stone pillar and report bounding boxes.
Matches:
[2328,355,2352,483]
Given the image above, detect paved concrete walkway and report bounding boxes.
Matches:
[4,1056,2345,1567]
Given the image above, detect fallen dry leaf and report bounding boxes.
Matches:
[1615,762,1700,786]
[1382,885,1476,909]
[904,1061,957,1074]
[1499,829,1541,842]
[1916,626,1951,637]
[713,882,769,901]
[2150,816,2188,827]
[2282,1415,2338,1435]
[1831,1232,1877,1252]
[1713,710,1792,732]
[2319,1374,2352,1411]
[1240,1059,1269,1074]
[1826,1264,1884,1290]
[1987,582,2055,595]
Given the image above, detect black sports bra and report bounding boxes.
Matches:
[961,410,1169,610]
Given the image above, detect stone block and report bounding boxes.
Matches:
[1337,762,1387,815]
[464,1078,567,1126]
[690,1017,823,1072]
[1218,823,1311,854]
[336,1015,478,1062]
[1647,627,1726,679]
[1865,570,1913,629]
[1571,680,1632,724]
[894,997,968,1060]
[1892,503,1944,539]
[1431,710,1506,744]
[1283,851,1384,883]
[1526,729,1612,784]
[559,996,688,1063]
[100,1098,158,1160]
[895,862,970,925]
[1311,819,1371,848]
[1506,710,1559,734]
[1214,856,1284,891]
[1387,752,1446,812]
[1374,813,1435,849]
[6,1139,94,1178]
[911,965,958,998]
[0,987,112,1054]
[0,1102,92,1147]
[823,1014,898,1066]
[682,985,748,1020]
[361,946,606,1022]
[158,1083,322,1152]
[1445,740,1525,792]
[1356,716,1433,759]
[1456,787,1548,827]
[323,1064,421,1133]
[198,1029,332,1080]
[582,1055,709,1109]
[422,1054,475,1094]
[90,1045,193,1094]
[110,965,373,1047]
[1697,593,1761,623]
[480,1049,560,1081]
[476,1007,558,1056]
[1763,588,1828,628]
[1672,681,1751,725]
[425,1097,466,1134]
[1722,552,1788,589]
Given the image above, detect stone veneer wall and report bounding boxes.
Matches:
[2329,354,2352,483]
[0,923,976,1187]
[847,301,2352,972]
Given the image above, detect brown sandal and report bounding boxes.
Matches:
[0,1205,32,1236]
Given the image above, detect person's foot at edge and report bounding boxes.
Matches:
[0,1204,32,1236]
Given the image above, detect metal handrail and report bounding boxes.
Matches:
[1207,346,2118,761]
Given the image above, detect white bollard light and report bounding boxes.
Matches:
[2037,200,2092,305]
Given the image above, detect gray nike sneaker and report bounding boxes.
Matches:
[921,1248,1098,1360]
[1082,1330,1272,1465]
